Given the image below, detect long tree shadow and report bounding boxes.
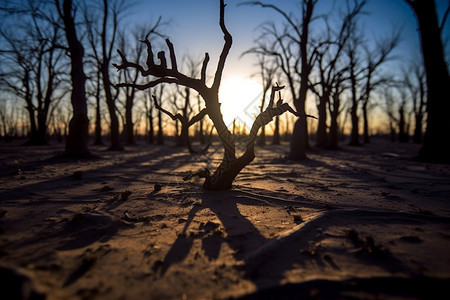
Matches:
[157,185,450,296]
[159,189,270,275]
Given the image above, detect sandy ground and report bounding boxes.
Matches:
[0,137,449,300]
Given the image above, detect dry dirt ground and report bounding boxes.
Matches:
[0,138,449,300]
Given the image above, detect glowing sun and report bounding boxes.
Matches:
[218,76,262,130]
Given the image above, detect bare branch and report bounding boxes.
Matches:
[440,3,450,32]
[152,95,184,122]
[212,0,232,91]
[140,37,155,67]
[165,38,178,71]
[200,53,210,84]
[187,108,208,127]
[157,51,167,68]
[116,77,179,90]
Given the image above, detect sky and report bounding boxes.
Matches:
[128,0,449,127]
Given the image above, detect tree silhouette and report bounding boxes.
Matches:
[114,0,304,190]
[405,0,450,163]
[83,0,126,151]
[403,61,426,144]
[244,0,318,160]
[360,32,400,144]
[0,3,64,146]
[56,0,91,158]
[309,0,366,148]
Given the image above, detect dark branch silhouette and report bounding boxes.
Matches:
[114,0,309,189]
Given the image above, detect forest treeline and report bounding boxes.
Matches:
[0,0,448,163]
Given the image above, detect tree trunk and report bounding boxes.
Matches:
[287,0,314,160]
[408,0,450,162]
[328,93,340,149]
[272,115,280,145]
[413,113,423,144]
[36,109,48,145]
[289,119,308,160]
[157,109,164,145]
[148,107,154,144]
[93,72,103,145]
[348,71,360,146]
[25,101,38,145]
[316,93,328,148]
[398,105,409,143]
[60,0,91,158]
[125,95,134,145]
[362,101,370,144]
[288,87,308,160]
[94,95,103,145]
[101,64,123,150]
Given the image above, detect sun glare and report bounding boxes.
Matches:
[218,76,263,132]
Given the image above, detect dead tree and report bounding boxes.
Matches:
[244,0,318,160]
[361,31,400,144]
[153,88,205,154]
[243,53,277,146]
[0,4,64,146]
[83,0,126,150]
[404,62,427,144]
[405,0,450,162]
[114,0,305,190]
[56,0,91,158]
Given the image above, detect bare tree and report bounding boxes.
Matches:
[142,88,155,144]
[154,84,165,145]
[328,72,347,149]
[88,69,104,145]
[345,22,366,146]
[56,0,91,158]
[309,0,366,148]
[0,100,18,141]
[115,0,303,190]
[405,0,450,162]
[0,3,65,146]
[396,85,411,143]
[153,86,203,153]
[360,32,400,144]
[242,53,277,146]
[404,61,427,144]
[117,23,162,145]
[83,0,128,150]
[382,87,398,142]
[244,0,318,160]
[153,56,207,152]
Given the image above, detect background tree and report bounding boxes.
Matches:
[309,0,365,148]
[0,100,18,141]
[345,21,366,146]
[405,0,450,163]
[0,4,65,146]
[117,24,161,145]
[142,88,155,144]
[382,86,398,142]
[403,61,427,144]
[83,0,127,150]
[244,0,318,160]
[360,32,400,144]
[243,53,277,146]
[56,0,91,158]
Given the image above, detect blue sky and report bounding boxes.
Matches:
[128,0,449,126]
[130,0,448,77]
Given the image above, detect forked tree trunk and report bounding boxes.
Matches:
[114,0,310,189]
